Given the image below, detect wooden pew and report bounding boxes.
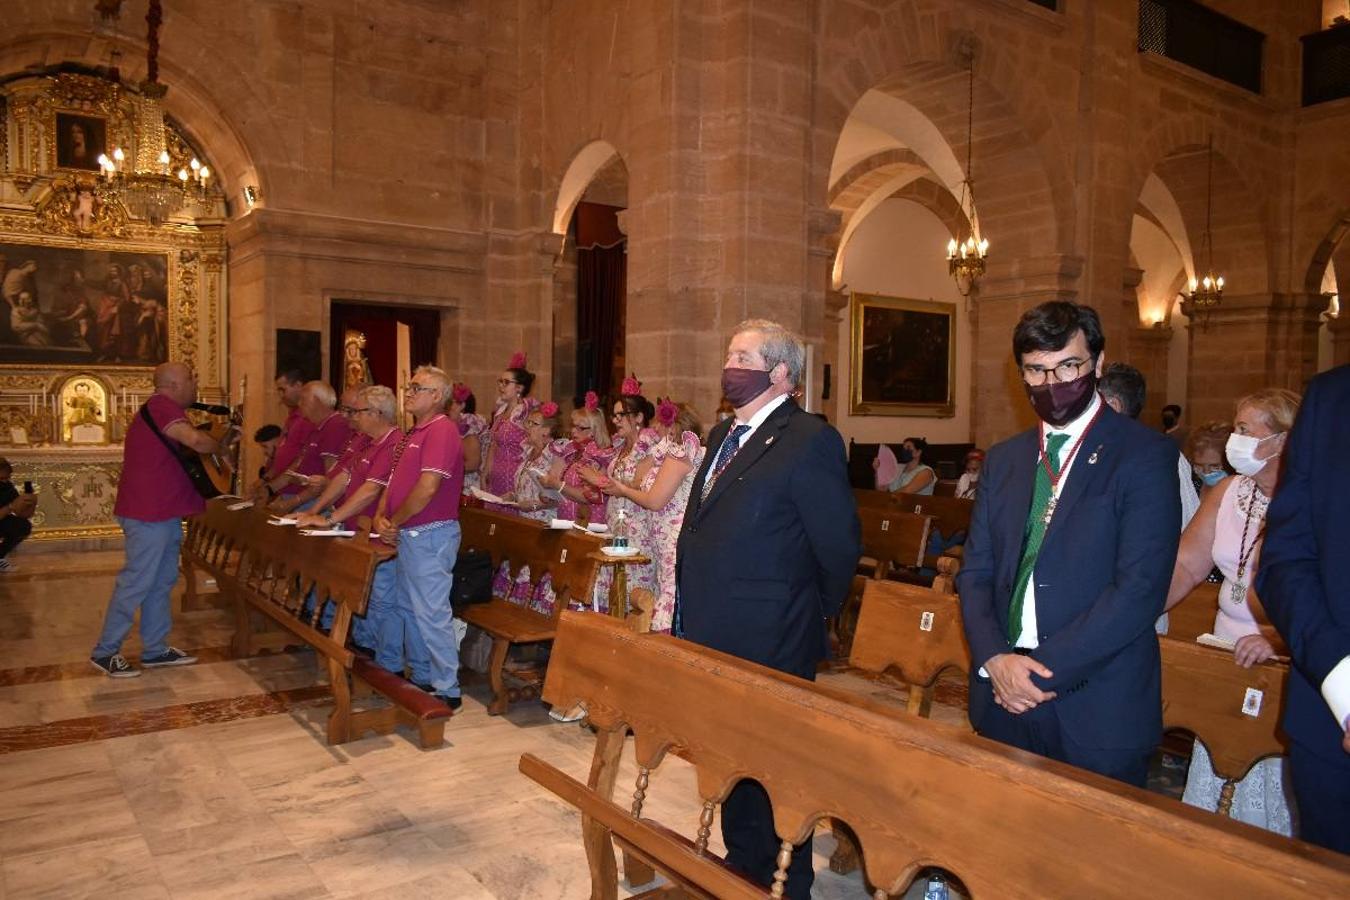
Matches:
[183,498,453,748]
[836,507,933,657]
[850,580,971,718]
[457,508,606,715]
[1160,637,1289,815]
[522,613,1350,899]
[1166,580,1221,643]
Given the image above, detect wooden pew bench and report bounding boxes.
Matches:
[835,507,933,656]
[1165,580,1221,643]
[522,613,1350,899]
[457,507,605,715]
[183,498,453,748]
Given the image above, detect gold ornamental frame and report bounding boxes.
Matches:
[849,292,956,418]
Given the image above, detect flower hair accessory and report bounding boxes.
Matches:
[656,398,678,427]
[539,401,559,418]
[451,383,472,404]
[584,390,599,411]
[508,351,528,369]
[620,375,642,397]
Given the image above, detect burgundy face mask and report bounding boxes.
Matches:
[1024,370,1098,427]
[721,367,773,408]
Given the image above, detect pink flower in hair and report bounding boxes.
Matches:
[540,401,559,418]
[656,398,678,427]
[451,383,472,404]
[620,375,642,397]
[508,351,527,369]
[584,390,599,411]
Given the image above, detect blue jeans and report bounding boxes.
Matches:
[93,517,182,659]
[352,559,401,673]
[395,521,460,697]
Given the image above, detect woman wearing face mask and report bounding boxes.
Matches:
[1165,387,1301,835]
[1183,421,1234,498]
[481,352,535,512]
[539,392,614,524]
[503,402,560,521]
[955,449,984,500]
[884,436,936,495]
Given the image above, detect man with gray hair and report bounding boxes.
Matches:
[675,319,860,898]
[271,380,350,513]
[374,366,465,708]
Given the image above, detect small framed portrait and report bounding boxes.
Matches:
[849,293,956,417]
[55,112,108,171]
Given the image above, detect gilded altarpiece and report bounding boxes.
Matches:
[1,72,227,540]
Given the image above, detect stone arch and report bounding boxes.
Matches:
[551,140,625,236]
[0,29,271,215]
[813,10,1069,260]
[1303,210,1350,295]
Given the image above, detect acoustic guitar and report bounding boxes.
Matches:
[188,375,245,496]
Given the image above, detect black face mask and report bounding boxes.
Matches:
[1162,411,1177,429]
[897,448,914,464]
[721,367,773,408]
[1025,370,1098,428]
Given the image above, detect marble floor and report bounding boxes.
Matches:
[0,547,969,899]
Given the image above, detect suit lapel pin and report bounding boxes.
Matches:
[1087,443,1103,465]
[764,436,775,446]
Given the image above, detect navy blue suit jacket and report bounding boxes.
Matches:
[676,399,861,680]
[956,404,1181,750]
[1256,364,1350,764]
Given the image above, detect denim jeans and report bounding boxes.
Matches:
[352,558,401,673]
[92,517,182,659]
[394,521,460,697]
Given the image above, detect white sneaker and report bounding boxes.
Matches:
[548,704,587,723]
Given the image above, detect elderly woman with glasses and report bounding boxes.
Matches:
[538,392,615,524]
[481,352,536,512]
[503,402,561,521]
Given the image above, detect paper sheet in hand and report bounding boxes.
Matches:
[300,528,356,537]
[268,516,300,526]
[227,500,254,511]
[471,487,518,507]
[549,518,575,530]
[539,485,563,502]
[875,444,899,489]
[1196,632,1236,651]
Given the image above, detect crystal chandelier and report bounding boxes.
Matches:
[946,40,988,298]
[1181,135,1225,326]
[94,0,210,225]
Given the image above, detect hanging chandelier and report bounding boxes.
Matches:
[1181,135,1225,326]
[946,40,988,298]
[94,0,210,225]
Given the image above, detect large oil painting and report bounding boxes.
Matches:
[0,243,170,366]
[849,293,955,417]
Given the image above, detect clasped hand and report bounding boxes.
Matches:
[373,514,399,545]
[986,653,1057,715]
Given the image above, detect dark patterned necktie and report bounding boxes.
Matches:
[1007,432,1069,645]
[701,424,750,501]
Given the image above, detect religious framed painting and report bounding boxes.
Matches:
[54,112,108,172]
[849,292,955,417]
[0,242,171,367]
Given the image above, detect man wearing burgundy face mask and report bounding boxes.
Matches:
[957,301,1180,787]
[675,318,860,899]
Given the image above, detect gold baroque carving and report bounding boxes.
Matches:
[33,174,130,238]
[50,463,120,524]
[175,249,199,371]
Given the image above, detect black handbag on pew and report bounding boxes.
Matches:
[450,548,493,613]
[140,404,222,500]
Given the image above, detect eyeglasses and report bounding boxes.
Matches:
[611,412,631,422]
[1020,357,1092,386]
[526,419,546,428]
[496,378,519,387]
[405,383,437,395]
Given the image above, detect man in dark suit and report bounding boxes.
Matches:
[676,318,860,899]
[957,301,1180,786]
[1255,364,1350,854]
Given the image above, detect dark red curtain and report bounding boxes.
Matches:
[575,202,626,401]
[328,302,441,392]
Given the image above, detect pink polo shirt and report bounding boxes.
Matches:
[270,407,313,496]
[290,412,350,479]
[340,428,399,529]
[331,431,372,477]
[114,393,205,521]
[384,414,463,528]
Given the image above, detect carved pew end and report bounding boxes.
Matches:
[350,657,453,749]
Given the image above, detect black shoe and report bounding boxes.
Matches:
[435,694,463,711]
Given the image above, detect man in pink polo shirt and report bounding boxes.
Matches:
[252,369,312,500]
[280,385,371,516]
[294,385,401,657]
[375,365,465,708]
[91,362,232,677]
[271,381,354,513]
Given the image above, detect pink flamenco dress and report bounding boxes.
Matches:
[457,412,488,496]
[555,439,617,525]
[483,399,531,513]
[638,430,705,633]
[592,428,658,613]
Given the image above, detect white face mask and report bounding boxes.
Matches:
[1225,431,1282,477]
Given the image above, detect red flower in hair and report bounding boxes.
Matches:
[508,351,527,369]
[620,375,642,397]
[584,390,599,411]
[451,383,472,404]
[540,401,559,418]
[656,398,678,427]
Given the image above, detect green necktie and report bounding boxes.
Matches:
[1007,432,1070,645]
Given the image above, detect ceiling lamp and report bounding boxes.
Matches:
[946,40,988,298]
[94,0,210,225]
[1181,135,1225,326]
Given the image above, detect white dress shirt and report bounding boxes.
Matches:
[731,392,790,446]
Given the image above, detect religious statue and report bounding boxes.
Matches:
[343,329,373,391]
[60,376,108,444]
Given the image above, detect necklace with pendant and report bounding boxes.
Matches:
[1230,479,1268,606]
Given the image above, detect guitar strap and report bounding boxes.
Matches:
[140,403,221,499]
